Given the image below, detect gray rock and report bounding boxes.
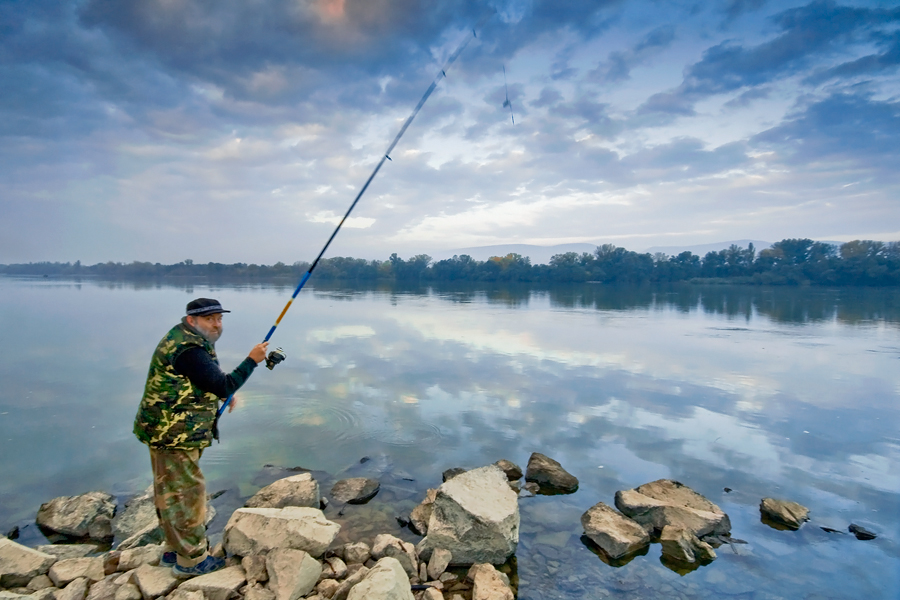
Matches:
[408,489,437,536]
[0,593,30,600]
[114,585,141,600]
[178,565,246,600]
[524,453,578,493]
[580,502,650,559]
[441,469,466,483]
[117,545,162,572]
[469,564,513,600]
[240,556,268,585]
[165,589,204,600]
[57,578,90,600]
[659,525,716,564]
[132,565,178,600]
[370,535,417,580]
[36,493,116,541]
[245,474,320,510]
[341,543,370,566]
[27,574,56,591]
[421,588,442,600]
[615,479,731,538]
[113,489,156,544]
[416,465,519,565]
[345,558,413,600]
[315,579,339,599]
[320,557,347,580]
[0,539,57,587]
[330,566,368,600]
[759,498,809,530]
[34,546,99,561]
[265,549,321,600]
[244,584,275,600]
[49,557,105,587]
[223,507,340,558]
[85,575,121,600]
[492,460,522,482]
[426,549,451,581]
[116,506,215,552]
[329,479,380,505]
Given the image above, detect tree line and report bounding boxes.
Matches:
[2,239,898,286]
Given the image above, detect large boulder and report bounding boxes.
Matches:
[329,479,380,505]
[524,453,578,493]
[614,480,730,538]
[580,502,650,559]
[659,525,716,564]
[0,539,57,588]
[223,507,340,557]
[178,565,247,600]
[759,498,809,530]
[264,549,321,600]
[36,492,116,541]
[416,465,519,565]
[245,474,320,509]
[345,558,413,600]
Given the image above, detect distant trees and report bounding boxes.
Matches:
[2,239,899,286]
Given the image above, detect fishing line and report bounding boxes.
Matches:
[217,19,488,418]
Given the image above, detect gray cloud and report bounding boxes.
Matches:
[589,25,675,84]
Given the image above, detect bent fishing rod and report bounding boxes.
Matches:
[217,24,484,417]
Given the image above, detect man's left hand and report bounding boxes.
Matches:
[228,394,239,413]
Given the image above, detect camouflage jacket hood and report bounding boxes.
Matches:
[134,319,220,449]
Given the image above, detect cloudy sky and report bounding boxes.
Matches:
[2,0,899,264]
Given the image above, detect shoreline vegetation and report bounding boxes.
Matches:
[2,239,899,286]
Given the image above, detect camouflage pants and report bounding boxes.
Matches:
[149,447,208,567]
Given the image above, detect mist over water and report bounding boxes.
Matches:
[0,277,897,598]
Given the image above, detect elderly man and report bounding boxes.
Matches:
[134,298,267,578]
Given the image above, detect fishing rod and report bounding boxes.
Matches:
[217,22,485,418]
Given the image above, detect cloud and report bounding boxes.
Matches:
[589,25,675,84]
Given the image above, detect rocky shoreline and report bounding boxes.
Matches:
[1,452,877,600]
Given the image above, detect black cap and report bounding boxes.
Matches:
[186,298,231,316]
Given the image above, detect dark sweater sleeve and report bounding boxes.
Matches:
[174,347,257,398]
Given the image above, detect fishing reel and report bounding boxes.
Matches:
[265,347,286,370]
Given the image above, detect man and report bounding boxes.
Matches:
[134,298,268,578]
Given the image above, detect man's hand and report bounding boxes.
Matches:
[228,394,239,413]
[249,342,269,364]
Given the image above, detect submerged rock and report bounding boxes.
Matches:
[524,453,578,493]
[849,524,877,540]
[330,479,380,505]
[245,473,320,510]
[615,479,730,538]
[580,502,650,559]
[36,492,116,541]
[760,498,809,530]
[417,465,519,565]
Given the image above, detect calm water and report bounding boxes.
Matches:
[0,277,898,599]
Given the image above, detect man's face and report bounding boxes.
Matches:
[188,313,223,343]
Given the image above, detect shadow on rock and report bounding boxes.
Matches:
[580,535,648,567]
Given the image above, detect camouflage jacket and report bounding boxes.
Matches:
[133,320,221,449]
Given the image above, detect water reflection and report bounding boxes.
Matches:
[0,277,897,598]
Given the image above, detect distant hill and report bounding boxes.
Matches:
[644,240,773,257]
[431,243,598,265]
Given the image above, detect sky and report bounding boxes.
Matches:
[2,0,899,264]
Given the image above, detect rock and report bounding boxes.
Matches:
[371,535,417,580]
[759,498,809,530]
[264,549,321,600]
[320,557,347,580]
[421,588,442,600]
[330,566,368,600]
[117,545,162,572]
[408,490,437,536]
[345,558,413,600]
[165,590,204,600]
[113,489,156,543]
[524,453,578,493]
[241,556,268,584]
[244,584,275,600]
[0,539,57,587]
[580,502,650,559]
[36,493,116,541]
[245,474,320,509]
[426,549,451,581]
[659,525,716,563]
[223,507,340,558]
[115,523,164,552]
[49,557,106,587]
[849,524,877,540]
[441,469,466,483]
[103,552,121,576]
[28,574,56,591]
[0,592,30,600]
[34,545,100,560]
[131,565,179,600]
[330,479,380,505]
[85,575,121,600]
[341,543,370,566]
[178,565,246,600]
[417,465,519,565]
[492,460,522,482]
[469,564,513,600]
[57,578,90,600]
[615,479,731,538]
[114,585,141,600]
[518,483,539,498]
[315,579,339,599]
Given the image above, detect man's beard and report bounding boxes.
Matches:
[192,320,222,343]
